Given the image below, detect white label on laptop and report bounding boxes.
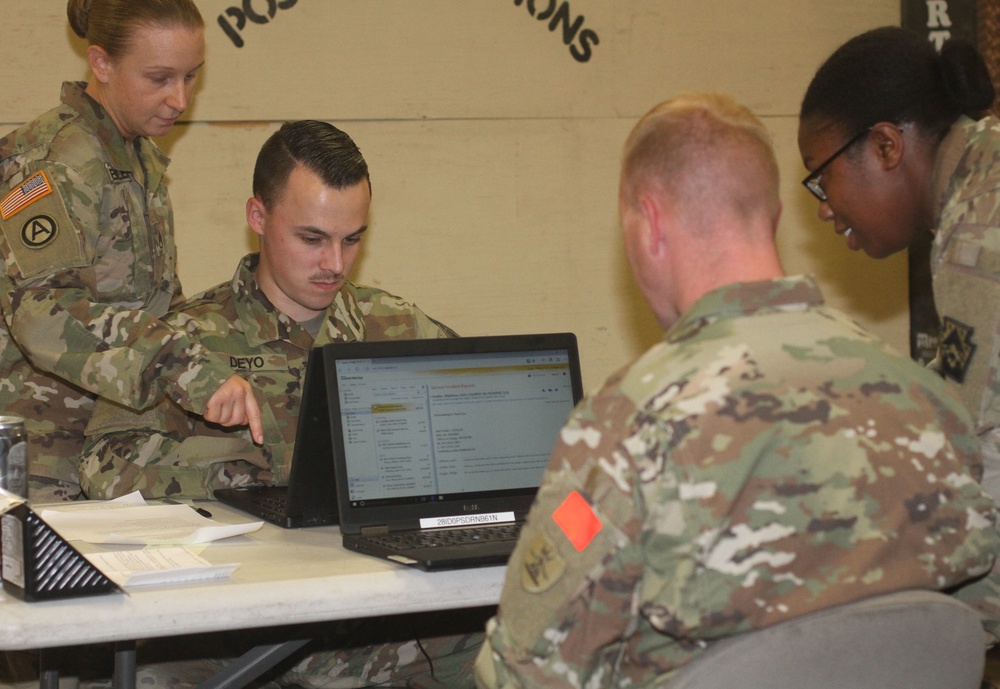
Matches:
[420,511,516,530]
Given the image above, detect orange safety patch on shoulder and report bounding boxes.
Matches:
[1,172,54,220]
[552,490,603,552]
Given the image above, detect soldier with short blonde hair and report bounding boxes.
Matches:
[475,93,1000,688]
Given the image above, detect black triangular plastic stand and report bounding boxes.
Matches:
[1,502,121,601]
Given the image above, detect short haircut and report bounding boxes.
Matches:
[621,92,780,225]
[252,120,370,209]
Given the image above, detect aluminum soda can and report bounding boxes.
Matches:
[0,416,27,498]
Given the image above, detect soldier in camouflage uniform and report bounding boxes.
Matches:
[798,27,1000,503]
[0,0,261,504]
[77,120,481,689]
[80,256,454,498]
[475,93,1000,688]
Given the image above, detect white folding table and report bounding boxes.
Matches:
[0,503,505,689]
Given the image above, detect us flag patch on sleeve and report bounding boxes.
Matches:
[1,172,54,220]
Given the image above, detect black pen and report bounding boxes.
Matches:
[163,498,213,519]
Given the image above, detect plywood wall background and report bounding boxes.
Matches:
[3,0,909,390]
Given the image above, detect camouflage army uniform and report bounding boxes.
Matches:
[0,82,234,502]
[81,253,456,499]
[476,276,999,689]
[929,115,1000,504]
[77,254,482,689]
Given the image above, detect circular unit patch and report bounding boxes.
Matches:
[20,214,58,249]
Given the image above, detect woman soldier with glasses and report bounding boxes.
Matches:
[796,26,1000,503]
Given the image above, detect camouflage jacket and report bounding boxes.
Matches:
[80,253,455,499]
[0,82,233,502]
[477,276,998,689]
[930,115,1000,499]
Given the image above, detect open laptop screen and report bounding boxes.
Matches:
[324,334,583,529]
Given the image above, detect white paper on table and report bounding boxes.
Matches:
[85,547,239,587]
[39,503,262,545]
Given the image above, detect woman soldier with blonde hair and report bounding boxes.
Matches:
[0,0,262,503]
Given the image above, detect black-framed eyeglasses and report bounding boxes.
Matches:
[801,127,873,201]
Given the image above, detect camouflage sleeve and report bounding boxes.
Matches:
[478,390,647,689]
[928,213,1000,505]
[953,429,1000,642]
[930,172,1000,484]
[352,286,458,340]
[80,395,271,500]
[0,162,232,415]
[168,271,187,311]
[2,273,234,414]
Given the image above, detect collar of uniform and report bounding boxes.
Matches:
[318,283,367,345]
[61,81,170,187]
[230,253,368,348]
[930,116,975,233]
[666,275,824,343]
[133,136,169,192]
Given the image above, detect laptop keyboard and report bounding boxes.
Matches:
[365,523,522,551]
[260,495,286,510]
[215,487,288,517]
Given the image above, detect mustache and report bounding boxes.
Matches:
[309,273,343,282]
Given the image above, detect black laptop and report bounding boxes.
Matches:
[213,347,338,528]
[323,333,584,570]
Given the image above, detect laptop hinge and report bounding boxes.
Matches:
[360,525,389,535]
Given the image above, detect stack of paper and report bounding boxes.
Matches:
[84,548,239,588]
[38,493,263,589]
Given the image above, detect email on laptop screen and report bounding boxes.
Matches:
[333,347,577,508]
